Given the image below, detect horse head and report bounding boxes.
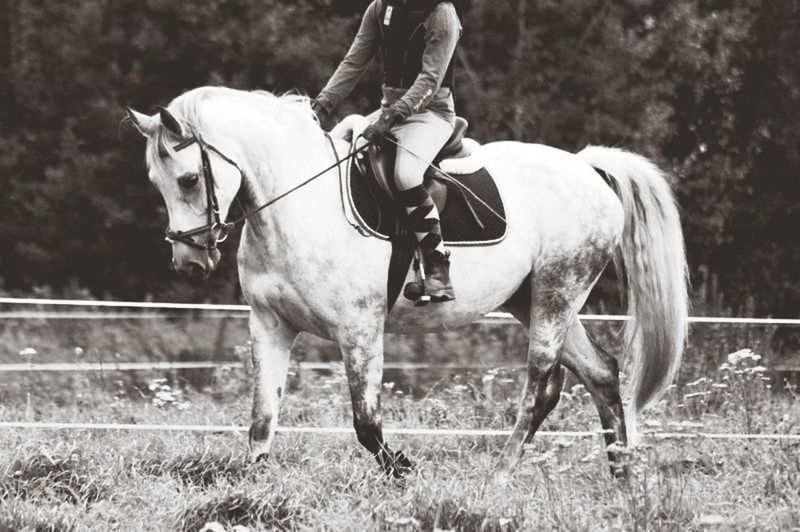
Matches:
[126,103,243,278]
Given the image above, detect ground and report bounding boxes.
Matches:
[0,347,798,531]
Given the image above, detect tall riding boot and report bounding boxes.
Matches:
[398,185,455,304]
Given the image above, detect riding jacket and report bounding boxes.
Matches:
[315,0,461,121]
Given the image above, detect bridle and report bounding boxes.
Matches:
[163,136,241,251]
[161,132,370,252]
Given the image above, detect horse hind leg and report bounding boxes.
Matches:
[561,320,628,477]
[493,280,575,483]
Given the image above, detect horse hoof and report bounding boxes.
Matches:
[249,431,273,464]
[610,463,630,480]
[250,451,270,464]
[380,449,414,478]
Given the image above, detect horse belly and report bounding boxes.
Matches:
[385,142,623,333]
[385,230,534,332]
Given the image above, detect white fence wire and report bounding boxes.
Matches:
[1,421,798,441]
[3,297,800,325]
[1,297,798,442]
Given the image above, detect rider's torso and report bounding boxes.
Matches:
[378,0,456,90]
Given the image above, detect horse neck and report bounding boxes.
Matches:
[231,113,345,256]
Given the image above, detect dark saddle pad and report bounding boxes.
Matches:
[346,143,507,246]
[342,118,507,310]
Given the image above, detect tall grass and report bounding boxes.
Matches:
[0,311,798,530]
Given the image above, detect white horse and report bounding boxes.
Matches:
[127,86,688,482]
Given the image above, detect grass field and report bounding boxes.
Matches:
[1,332,799,532]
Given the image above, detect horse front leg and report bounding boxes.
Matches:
[339,324,413,478]
[248,309,298,462]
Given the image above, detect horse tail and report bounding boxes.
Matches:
[577,146,689,445]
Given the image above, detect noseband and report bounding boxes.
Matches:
[163,136,241,251]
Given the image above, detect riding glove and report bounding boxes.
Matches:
[310,99,328,123]
[363,108,402,143]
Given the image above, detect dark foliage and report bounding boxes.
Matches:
[0,1,797,315]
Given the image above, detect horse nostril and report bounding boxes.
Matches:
[184,261,207,279]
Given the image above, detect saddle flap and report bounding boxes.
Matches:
[368,142,396,197]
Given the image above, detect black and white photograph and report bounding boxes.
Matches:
[0,1,798,530]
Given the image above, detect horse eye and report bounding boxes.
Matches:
[178,174,199,190]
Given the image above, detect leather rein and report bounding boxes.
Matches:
[163,134,368,252]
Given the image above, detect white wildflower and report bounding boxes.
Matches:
[199,523,226,532]
[18,347,37,357]
[147,378,167,392]
[727,348,754,365]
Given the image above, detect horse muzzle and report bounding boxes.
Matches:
[172,245,220,279]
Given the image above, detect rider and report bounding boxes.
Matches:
[313,0,463,303]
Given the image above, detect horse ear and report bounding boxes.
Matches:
[157,105,185,138]
[126,107,159,137]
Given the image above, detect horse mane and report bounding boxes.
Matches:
[145,87,319,174]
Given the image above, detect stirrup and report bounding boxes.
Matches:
[403,252,431,306]
[403,249,454,306]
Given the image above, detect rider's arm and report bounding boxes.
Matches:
[390,2,460,120]
[315,1,381,115]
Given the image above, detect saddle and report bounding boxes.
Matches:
[340,117,508,310]
[368,117,472,211]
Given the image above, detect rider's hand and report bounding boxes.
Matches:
[310,99,329,123]
[363,108,401,143]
